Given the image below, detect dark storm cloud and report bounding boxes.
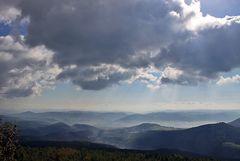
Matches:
[1,0,240,96]
[58,64,133,90]
[16,0,194,89]
[19,0,187,67]
[157,21,240,79]
[161,74,199,86]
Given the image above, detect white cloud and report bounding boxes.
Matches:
[58,64,132,90]
[0,7,21,23]
[0,35,61,98]
[217,75,240,85]
[162,66,183,80]
[174,0,240,31]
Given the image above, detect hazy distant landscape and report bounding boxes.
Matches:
[1,110,240,160]
[5,109,240,128]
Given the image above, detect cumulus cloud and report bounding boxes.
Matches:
[162,66,183,80]
[0,0,21,23]
[19,0,188,68]
[217,75,240,85]
[157,19,240,79]
[0,36,61,98]
[0,7,20,23]
[1,0,240,96]
[14,0,193,91]
[160,66,193,85]
[58,64,133,90]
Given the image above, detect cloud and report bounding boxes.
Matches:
[217,75,240,85]
[19,0,188,68]
[0,35,61,98]
[0,7,20,23]
[160,66,195,85]
[16,0,192,91]
[1,0,240,96]
[0,0,21,23]
[156,19,240,78]
[58,64,133,90]
[162,66,183,80]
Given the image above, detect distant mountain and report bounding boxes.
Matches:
[117,111,240,124]
[0,115,49,129]
[16,121,177,148]
[8,110,240,128]
[10,111,129,127]
[3,112,240,160]
[117,112,191,122]
[229,118,240,127]
[20,122,101,142]
[129,123,240,159]
[73,123,99,131]
[17,121,240,159]
[41,122,72,133]
[97,123,178,148]
[120,123,177,132]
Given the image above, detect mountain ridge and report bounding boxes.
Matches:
[229,118,240,127]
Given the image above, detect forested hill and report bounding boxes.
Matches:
[16,146,222,161]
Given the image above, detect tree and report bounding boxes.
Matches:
[0,120,18,161]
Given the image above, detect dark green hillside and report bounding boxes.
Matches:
[16,146,221,161]
[130,123,240,159]
[229,118,240,127]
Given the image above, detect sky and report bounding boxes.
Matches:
[0,0,240,113]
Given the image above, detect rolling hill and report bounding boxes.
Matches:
[229,118,240,127]
[117,111,240,124]
[20,122,101,142]
[7,110,240,128]
[2,112,240,159]
[10,111,129,127]
[129,122,240,159]
[19,122,178,145]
